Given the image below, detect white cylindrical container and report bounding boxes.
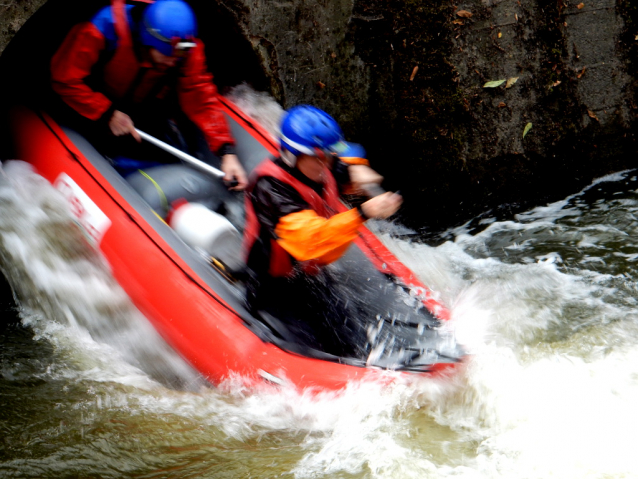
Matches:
[169,202,243,272]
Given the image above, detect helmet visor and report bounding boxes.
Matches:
[172,39,196,57]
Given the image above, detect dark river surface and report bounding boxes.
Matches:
[2,158,638,478]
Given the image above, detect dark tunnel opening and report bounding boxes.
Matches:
[0,0,271,158]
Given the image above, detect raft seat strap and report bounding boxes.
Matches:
[138,169,169,216]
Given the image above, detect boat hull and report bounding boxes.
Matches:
[10,103,459,391]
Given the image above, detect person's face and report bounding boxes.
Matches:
[149,48,179,70]
[296,149,330,182]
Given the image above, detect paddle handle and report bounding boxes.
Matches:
[135,128,226,179]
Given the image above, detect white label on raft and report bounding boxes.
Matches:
[54,173,111,246]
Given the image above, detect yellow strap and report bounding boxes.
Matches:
[210,257,226,272]
[138,169,169,215]
[209,257,236,282]
[152,210,167,224]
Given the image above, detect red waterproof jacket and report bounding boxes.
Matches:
[243,158,365,278]
[50,3,234,154]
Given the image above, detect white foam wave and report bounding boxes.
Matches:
[0,160,204,390]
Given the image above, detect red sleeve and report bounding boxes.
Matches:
[50,23,113,121]
[178,39,235,155]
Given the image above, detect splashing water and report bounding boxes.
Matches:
[227,83,284,139]
[2,149,638,478]
[0,160,205,391]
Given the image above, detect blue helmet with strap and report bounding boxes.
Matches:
[140,0,197,57]
[280,105,346,158]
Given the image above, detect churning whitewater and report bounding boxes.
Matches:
[2,158,638,479]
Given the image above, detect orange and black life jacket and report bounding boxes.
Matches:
[243,157,343,278]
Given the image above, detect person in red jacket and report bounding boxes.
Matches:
[243,105,402,356]
[50,0,247,189]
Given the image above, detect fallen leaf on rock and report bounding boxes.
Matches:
[498,102,506,107]
[317,81,326,89]
[588,110,599,120]
[410,66,419,81]
[457,10,473,18]
[498,32,502,38]
[552,80,562,87]
[484,79,506,88]
[523,122,533,138]
[453,19,464,24]
[577,2,584,8]
[578,67,586,78]
[506,77,519,88]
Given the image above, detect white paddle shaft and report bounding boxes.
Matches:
[135,128,226,179]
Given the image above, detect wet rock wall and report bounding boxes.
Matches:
[0,0,47,54]
[222,0,638,231]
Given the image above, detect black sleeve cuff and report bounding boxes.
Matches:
[356,204,369,220]
[218,143,236,157]
[98,104,116,126]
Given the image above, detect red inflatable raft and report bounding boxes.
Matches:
[10,101,463,391]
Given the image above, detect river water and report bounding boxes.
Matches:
[1,158,638,478]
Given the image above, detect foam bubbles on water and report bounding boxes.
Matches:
[363,178,638,478]
[0,160,204,390]
[433,345,638,479]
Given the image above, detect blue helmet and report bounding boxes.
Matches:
[339,142,366,161]
[280,105,346,157]
[140,0,197,57]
